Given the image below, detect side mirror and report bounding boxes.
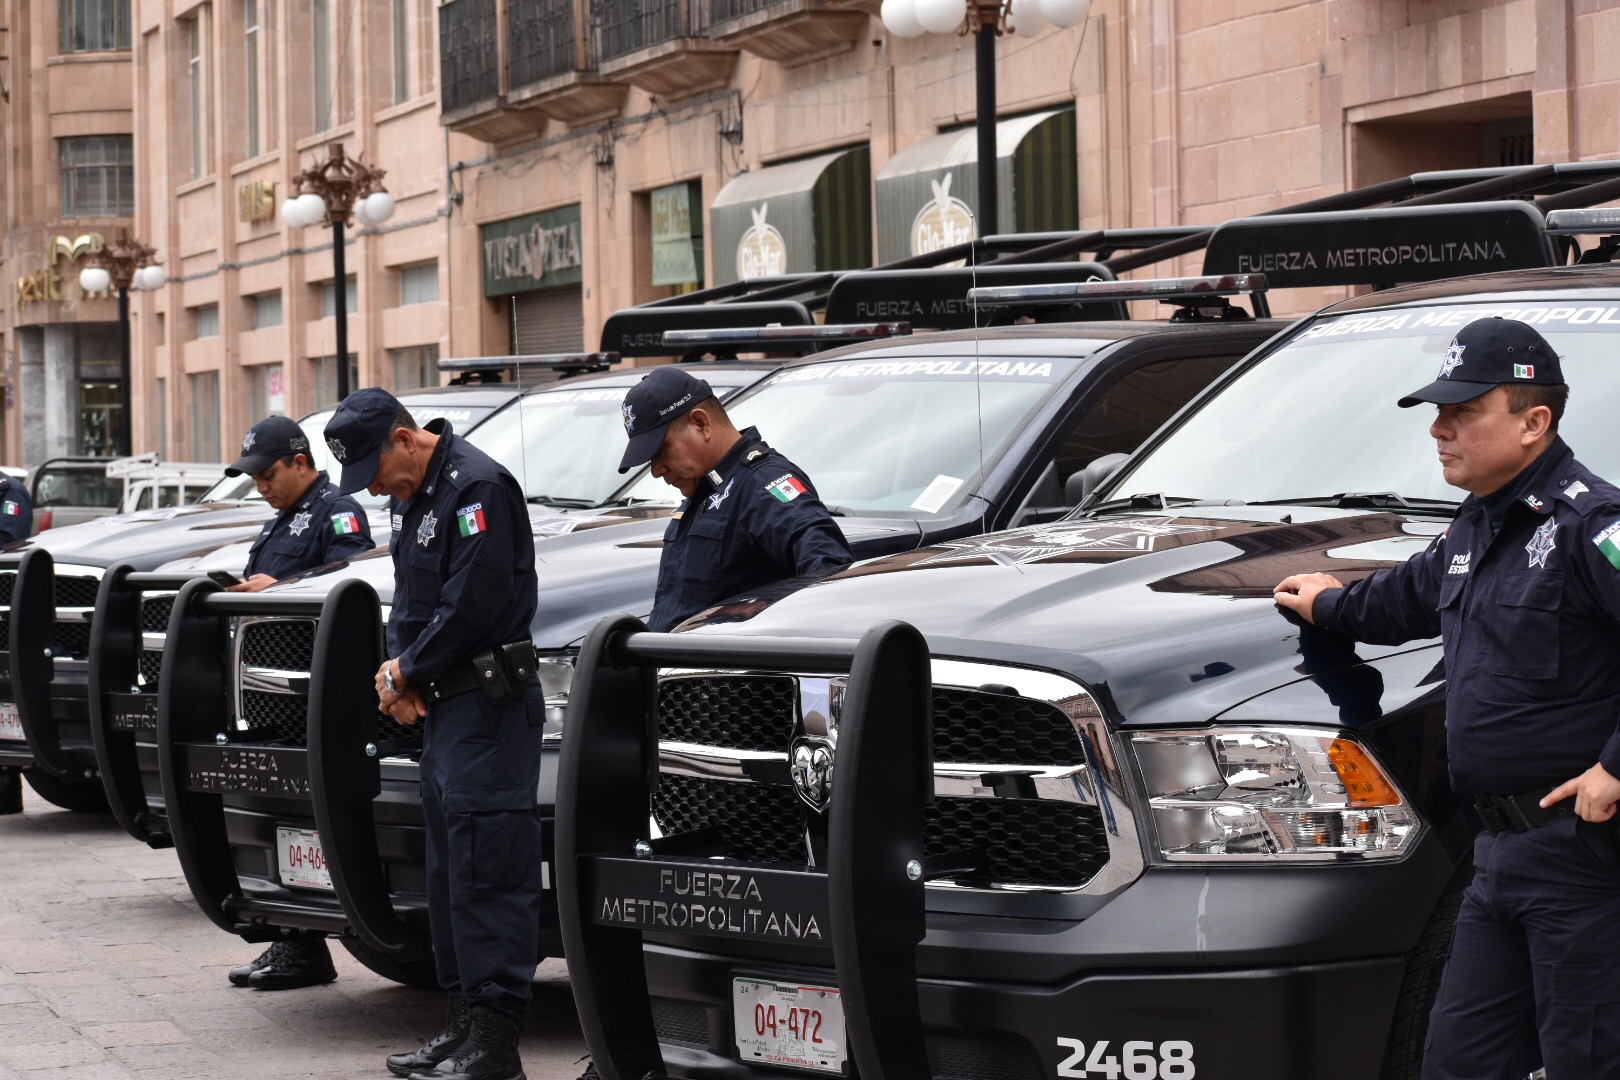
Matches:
[1070,452,1130,505]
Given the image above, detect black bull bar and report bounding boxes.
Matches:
[158,576,428,954]
[558,615,937,1080]
[1,549,57,775]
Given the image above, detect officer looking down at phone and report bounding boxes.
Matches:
[1274,317,1620,1079]
[325,388,543,1080]
[618,366,853,632]
[219,413,375,990]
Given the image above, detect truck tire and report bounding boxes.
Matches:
[23,769,109,812]
[1381,855,1474,1080]
[337,934,439,989]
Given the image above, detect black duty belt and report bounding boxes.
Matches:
[424,640,539,705]
[1474,783,1574,834]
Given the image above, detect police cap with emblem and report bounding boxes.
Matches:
[618,366,715,473]
[1398,317,1564,408]
[325,387,403,495]
[225,415,314,477]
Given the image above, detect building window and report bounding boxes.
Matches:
[392,0,409,103]
[320,276,357,318]
[311,354,358,408]
[313,0,331,132]
[193,304,220,339]
[190,371,221,460]
[60,0,131,53]
[398,263,438,306]
[58,136,134,217]
[187,16,205,178]
[391,344,440,391]
[154,312,166,346]
[156,376,167,455]
[248,363,286,417]
[252,291,283,329]
[244,0,260,158]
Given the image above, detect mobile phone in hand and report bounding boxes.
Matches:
[207,570,243,588]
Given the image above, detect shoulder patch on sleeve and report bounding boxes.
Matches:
[455,503,487,537]
[764,474,806,503]
[332,511,362,535]
[1593,520,1620,570]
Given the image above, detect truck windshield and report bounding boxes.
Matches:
[614,354,1082,515]
[32,468,123,508]
[1112,301,1620,505]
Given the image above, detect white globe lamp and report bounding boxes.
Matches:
[78,266,111,294]
[1038,0,1090,28]
[913,0,965,35]
[880,0,926,38]
[1008,0,1048,37]
[362,191,396,226]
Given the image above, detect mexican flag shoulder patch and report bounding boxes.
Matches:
[1593,519,1620,570]
[766,474,806,503]
[2,501,19,517]
[457,503,487,537]
[332,511,361,535]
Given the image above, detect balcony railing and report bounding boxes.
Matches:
[693,0,788,32]
[509,0,590,90]
[596,0,684,62]
[440,0,500,114]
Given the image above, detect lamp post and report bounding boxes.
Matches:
[880,0,1091,238]
[280,144,395,402]
[79,230,164,456]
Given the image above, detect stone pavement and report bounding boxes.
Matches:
[0,798,590,1080]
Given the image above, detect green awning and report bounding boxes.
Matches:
[709,145,872,287]
[875,109,1077,264]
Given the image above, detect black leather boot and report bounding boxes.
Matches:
[242,934,337,990]
[227,940,288,987]
[388,995,472,1078]
[407,1004,524,1080]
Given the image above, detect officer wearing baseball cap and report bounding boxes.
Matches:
[1276,317,1620,1078]
[620,366,852,632]
[222,414,374,990]
[327,388,543,1080]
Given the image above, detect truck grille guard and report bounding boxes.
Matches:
[559,615,939,1080]
[159,577,429,955]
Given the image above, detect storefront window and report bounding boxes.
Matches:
[650,180,704,295]
[248,364,286,418]
[79,380,122,457]
[392,345,440,391]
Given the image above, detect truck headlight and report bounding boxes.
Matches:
[535,653,574,739]
[1130,727,1419,861]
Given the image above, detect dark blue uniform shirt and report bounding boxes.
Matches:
[1314,437,1620,795]
[242,471,372,581]
[388,419,536,685]
[0,474,32,545]
[651,427,852,632]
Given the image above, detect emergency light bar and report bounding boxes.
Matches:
[1545,208,1620,235]
[662,323,911,348]
[968,274,1268,309]
[437,353,618,373]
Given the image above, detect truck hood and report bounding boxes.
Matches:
[675,507,1448,727]
[6,502,275,569]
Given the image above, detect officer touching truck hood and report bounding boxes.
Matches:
[1275,317,1620,1080]
[618,366,852,632]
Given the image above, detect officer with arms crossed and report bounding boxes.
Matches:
[1274,317,1620,1079]
[618,366,853,631]
[325,389,542,1080]
[223,414,374,989]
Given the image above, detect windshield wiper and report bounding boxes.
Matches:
[1081,493,1206,516]
[526,495,597,509]
[595,495,673,509]
[1247,492,1460,513]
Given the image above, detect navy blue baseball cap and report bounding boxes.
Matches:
[1399,317,1564,408]
[618,367,715,473]
[226,415,313,476]
[325,388,402,495]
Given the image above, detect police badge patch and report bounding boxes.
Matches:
[327,436,347,462]
[1526,518,1557,570]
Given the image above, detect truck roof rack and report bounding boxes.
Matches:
[661,322,912,359]
[436,353,617,383]
[601,301,815,358]
[970,273,1271,321]
[822,262,1127,329]
[1545,208,1620,264]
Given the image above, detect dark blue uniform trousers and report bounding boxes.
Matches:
[420,684,545,1021]
[1425,815,1620,1079]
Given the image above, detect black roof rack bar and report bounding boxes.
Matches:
[969,273,1267,309]
[717,272,841,308]
[1535,173,1620,214]
[1401,163,1559,207]
[663,322,911,350]
[638,274,832,308]
[437,353,618,372]
[988,226,1216,267]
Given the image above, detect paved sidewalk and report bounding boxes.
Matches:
[0,798,589,1080]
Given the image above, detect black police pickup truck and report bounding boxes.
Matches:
[0,383,521,814]
[554,207,1620,1080]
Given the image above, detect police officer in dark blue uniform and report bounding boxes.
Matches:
[222,414,374,989]
[325,389,541,1080]
[0,472,33,546]
[1275,317,1620,1080]
[618,367,852,631]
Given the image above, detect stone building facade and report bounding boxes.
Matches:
[3,0,1619,464]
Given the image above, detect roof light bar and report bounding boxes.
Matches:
[662,323,911,347]
[437,352,618,372]
[968,274,1268,308]
[1545,208,1620,236]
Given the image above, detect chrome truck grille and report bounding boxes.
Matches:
[0,564,105,660]
[652,661,1143,894]
[137,595,175,691]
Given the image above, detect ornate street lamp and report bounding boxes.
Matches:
[280,144,395,401]
[79,230,164,456]
[880,0,1091,237]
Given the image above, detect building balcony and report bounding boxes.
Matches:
[693,0,867,66]
[596,0,738,100]
[439,0,534,141]
[507,0,628,126]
